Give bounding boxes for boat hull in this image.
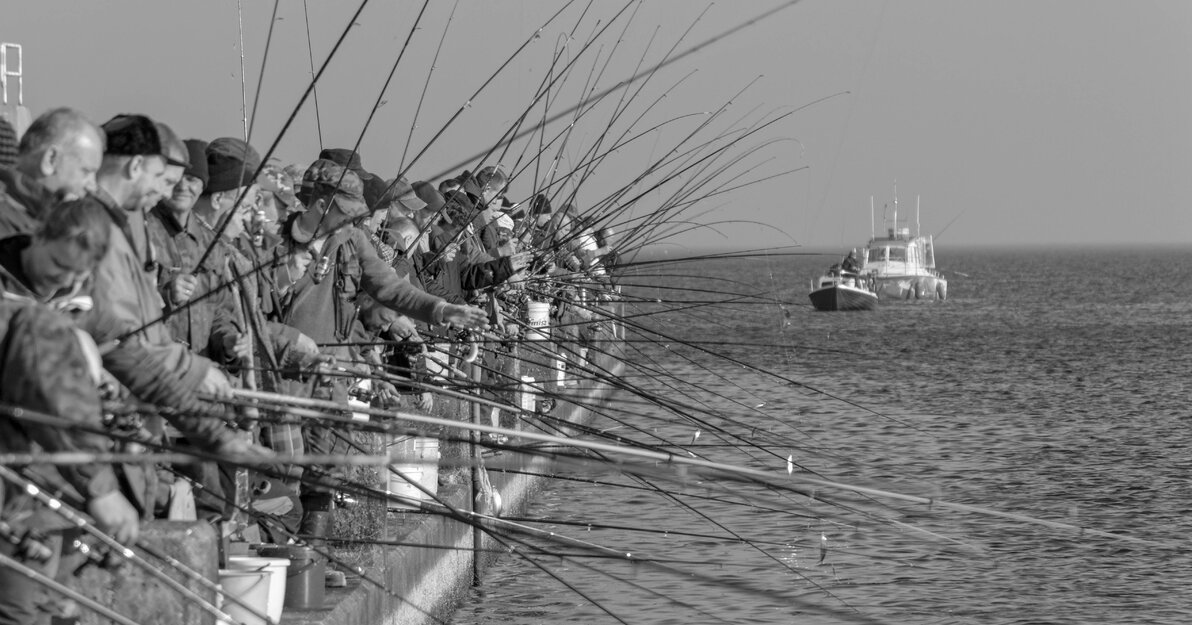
[873,275,948,301]
[809,284,878,311]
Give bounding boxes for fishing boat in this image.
[808,268,877,311]
[860,186,948,301]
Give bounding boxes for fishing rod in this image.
[301,0,324,149]
[394,0,586,182]
[396,0,460,174]
[0,466,263,625]
[192,0,372,271]
[0,552,145,625]
[4,395,1165,557]
[428,0,805,181]
[244,0,280,143]
[539,4,719,214]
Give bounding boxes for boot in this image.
[298,492,333,545]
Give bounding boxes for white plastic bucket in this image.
[349,379,371,421]
[387,437,440,510]
[218,569,272,625]
[226,556,290,623]
[519,376,537,412]
[526,301,550,340]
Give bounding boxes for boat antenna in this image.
[869,195,874,240]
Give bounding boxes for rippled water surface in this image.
[451,247,1192,625]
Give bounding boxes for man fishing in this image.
[270,158,488,537]
[0,107,104,237]
[0,200,139,625]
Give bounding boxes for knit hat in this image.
[205,137,261,194]
[290,159,368,243]
[0,116,17,168]
[318,148,366,176]
[182,139,209,187]
[102,114,188,167]
[442,189,476,226]
[413,181,445,213]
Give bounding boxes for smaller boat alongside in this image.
[808,267,878,311]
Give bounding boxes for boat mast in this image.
[916,195,920,237]
[893,181,898,238]
[869,196,874,241]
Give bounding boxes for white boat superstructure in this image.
[860,186,947,301]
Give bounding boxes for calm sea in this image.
[451,247,1192,625]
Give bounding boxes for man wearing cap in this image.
[318,147,390,211]
[273,159,488,532]
[79,115,249,479]
[0,107,104,238]
[146,138,238,356]
[192,138,326,505]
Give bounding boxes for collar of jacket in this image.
[148,201,195,239]
[0,167,58,222]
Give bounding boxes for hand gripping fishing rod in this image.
[0,465,267,625]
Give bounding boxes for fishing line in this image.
[245,0,280,144]
[397,0,460,174]
[302,0,324,149]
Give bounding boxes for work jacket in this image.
[78,190,234,449]
[0,299,120,528]
[146,202,237,356]
[273,227,445,354]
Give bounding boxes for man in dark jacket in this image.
[0,200,139,625]
[272,158,488,533]
[0,107,104,238]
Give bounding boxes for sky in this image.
[3,0,1191,250]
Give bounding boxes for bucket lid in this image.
[227,555,291,569]
[258,544,318,560]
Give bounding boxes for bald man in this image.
[0,107,105,237]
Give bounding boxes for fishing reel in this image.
[68,533,125,574]
[312,254,332,284]
[0,520,54,564]
[249,207,268,247]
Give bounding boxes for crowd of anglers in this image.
[0,108,620,623]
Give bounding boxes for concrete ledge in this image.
[283,353,624,625]
[70,521,220,625]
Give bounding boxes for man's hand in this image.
[386,316,420,341]
[199,367,233,399]
[213,436,277,460]
[416,391,434,412]
[442,304,489,331]
[509,251,530,273]
[169,274,199,305]
[373,381,401,408]
[222,333,252,364]
[87,491,140,545]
